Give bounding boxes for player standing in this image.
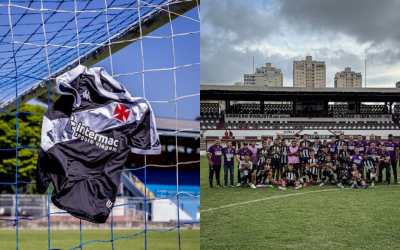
[385,134,398,184]
[207,140,223,188]
[222,141,236,187]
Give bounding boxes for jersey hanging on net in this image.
[36,65,161,223]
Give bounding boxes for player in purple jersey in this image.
[327,136,337,160]
[207,140,223,188]
[385,134,398,183]
[222,141,236,187]
[378,146,391,184]
[351,148,363,173]
[347,136,356,155]
[248,142,259,166]
[355,135,367,154]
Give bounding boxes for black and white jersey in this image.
[257,148,270,165]
[362,159,375,171]
[309,158,319,175]
[36,65,161,223]
[285,171,298,181]
[300,140,312,158]
[338,149,350,163]
[317,151,327,164]
[280,145,288,165]
[336,139,347,151]
[271,145,281,160]
[312,143,320,155]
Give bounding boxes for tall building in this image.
[293,56,326,88]
[243,63,283,87]
[334,67,362,88]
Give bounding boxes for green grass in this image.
[0,229,199,250]
[201,156,400,250]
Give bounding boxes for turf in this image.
[201,156,400,250]
[0,229,199,250]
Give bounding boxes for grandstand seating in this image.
[229,103,292,114]
[394,104,400,114]
[200,103,223,129]
[132,166,199,222]
[201,102,400,130]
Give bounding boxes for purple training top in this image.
[237,147,253,161]
[222,147,236,165]
[208,144,223,166]
[384,141,398,159]
[351,154,362,167]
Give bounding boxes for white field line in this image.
[201,189,340,213]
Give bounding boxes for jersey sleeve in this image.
[128,100,161,155]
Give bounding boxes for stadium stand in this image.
[200,85,400,131]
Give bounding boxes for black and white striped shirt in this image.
[309,158,319,175]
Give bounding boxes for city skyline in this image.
[241,57,364,88]
[201,0,400,87]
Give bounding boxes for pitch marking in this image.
[201,188,339,213]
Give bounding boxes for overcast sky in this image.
[201,0,400,87]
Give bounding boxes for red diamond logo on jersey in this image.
[113,103,130,122]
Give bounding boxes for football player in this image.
[279,164,302,190]
[238,155,256,188]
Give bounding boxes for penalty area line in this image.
[201,188,339,213]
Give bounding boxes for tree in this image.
[0,104,45,194]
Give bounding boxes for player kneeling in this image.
[278,164,302,190]
[238,155,256,189]
[319,155,337,187]
[351,164,368,189]
[362,154,376,187]
[256,158,274,188]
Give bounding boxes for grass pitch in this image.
[0,228,199,250]
[201,156,400,250]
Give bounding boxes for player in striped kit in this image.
[337,144,352,188]
[280,139,289,174]
[362,154,376,187]
[306,151,320,185]
[278,164,302,190]
[299,134,313,177]
[256,158,273,187]
[271,139,282,180]
[336,133,347,151]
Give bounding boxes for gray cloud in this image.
[279,0,400,45]
[201,0,279,44]
[201,0,400,86]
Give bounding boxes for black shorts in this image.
[300,157,309,164]
[271,158,281,169]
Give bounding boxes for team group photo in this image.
[207,133,399,190]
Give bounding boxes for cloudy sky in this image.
[201,0,400,87]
